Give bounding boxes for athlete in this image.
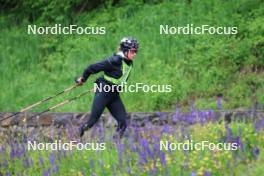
[76,37,139,138]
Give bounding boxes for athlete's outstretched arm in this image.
[80,56,121,83]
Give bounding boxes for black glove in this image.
[75,77,85,86]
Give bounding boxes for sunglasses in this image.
[129,49,138,54]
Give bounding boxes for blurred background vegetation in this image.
[0,0,263,112]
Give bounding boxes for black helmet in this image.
[120,37,139,52]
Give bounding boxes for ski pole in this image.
[0,84,79,122]
[27,88,93,120]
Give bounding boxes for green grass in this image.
[0,0,264,112]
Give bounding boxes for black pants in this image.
[80,88,127,136]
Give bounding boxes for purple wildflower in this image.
[22,158,29,168]
[49,152,55,165]
[20,144,26,157]
[253,147,260,159]
[89,159,95,168]
[225,123,233,140]
[52,165,59,173]
[207,109,215,121]
[126,167,131,175]
[180,127,185,139]
[22,133,27,143]
[140,138,151,156]
[204,171,211,176]
[47,168,51,175]
[2,159,8,168]
[42,171,49,176]
[10,147,15,160]
[162,125,170,134]
[28,129,35,141]
[159,151,166,166]
[172,105,181,124]
[0,145,6,153]
[129,137,137,152]
[152,159,157,175]
[191,171,196,176]
[15,143,20,157]
[139,151,147,164]
[116,143,124,166]
[153,142,160,152]
[254,118,264,132]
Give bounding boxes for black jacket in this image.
[82,53,133,84]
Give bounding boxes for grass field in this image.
[1,0,264,112]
